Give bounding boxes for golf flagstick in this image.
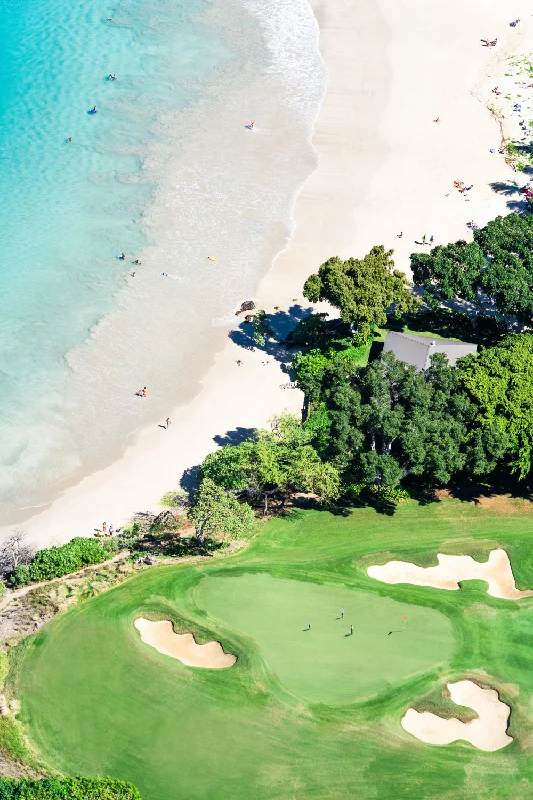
[388,616,407,636]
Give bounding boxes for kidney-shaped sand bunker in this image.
[134,618,237,668]
[402,679,512,752]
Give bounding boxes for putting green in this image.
[195,573,454,704]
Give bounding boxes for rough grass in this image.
[11,498,533,800]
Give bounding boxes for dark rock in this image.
[236,300,255,315]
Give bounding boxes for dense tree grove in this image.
[412,213,533,323]
[192,214,533,517]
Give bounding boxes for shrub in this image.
[160,489,187,509]
[11,565,31,588]
[101,538,120,554]
[0,777,142,799]
[10,538,110,587]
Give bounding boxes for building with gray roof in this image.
[383,330,478,371]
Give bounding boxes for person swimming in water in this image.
[108,74,117,81]
[90,106,97,113]
[118,252,125,260]
[66,137,72,142]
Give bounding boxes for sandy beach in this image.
[4,0,532,546]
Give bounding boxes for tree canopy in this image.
[457,333,533,478]
[303,246,419,328]
[306,350,476,489]
[187,478,255,544]
[411,213,533,324]
[410,240,486,304]
[199,413,340,513]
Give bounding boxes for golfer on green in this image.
[308,620,311,630]
[341,608,344,618]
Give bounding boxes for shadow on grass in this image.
[444,478,533,504]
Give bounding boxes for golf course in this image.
[11,497,533,799]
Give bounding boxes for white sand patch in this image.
[402,680,512,752]
[368,548,533,600]
[134,618,236,669]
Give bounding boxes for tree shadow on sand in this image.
[488,180,531,213]
[229,304,315,371]
[213,427,256,447]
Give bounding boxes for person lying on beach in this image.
[136,387,147,397]
[133,259,142,265]
[433,117,441,123]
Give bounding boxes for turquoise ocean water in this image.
[0,0,325,518]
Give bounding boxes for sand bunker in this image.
[368,548,533,600]
[134,618,236,669]
[401,680,512,752]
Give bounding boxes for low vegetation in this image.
[0,778,141,799]
[10,538,112,588]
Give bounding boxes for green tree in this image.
[292,349,330,405]
[312,351,477,489]
[475,214,533,322]
[188,478,255,545]
[303,246,419,328]
[457,333,533,478]
[250,310,273,347]
[200,413,340,513]
[410,240,486,303]
[411,214,533,324]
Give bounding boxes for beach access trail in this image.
[3,0,531,546]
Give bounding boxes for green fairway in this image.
[12,498,533,799]
[196,573,454,703]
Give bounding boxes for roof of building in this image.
[382,330,478,371]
